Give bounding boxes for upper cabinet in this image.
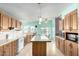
[8,17,12,28]
[1,14,9,30]
[63,9,78,33]
[12,18,17,28]
[64,14,70,32]
[0,12,22,31]
[70,9,78,32]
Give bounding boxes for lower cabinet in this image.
[55,36,78,56]
[60,39,65,54]
[11,40,17,56]
[65,40,78,56]
[0,40,17,56]
[32,42,46,56]
[3,42,11,56]
[0,45,4,56]
[24,35,33,46]
[55,36,65,54]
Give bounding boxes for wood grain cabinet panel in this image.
[63,9,78,32]
[60,39,65,54]
[55,36,65,55]
[3,43,10,56]
[65,40,78,56]
[8,17,12,28]
[12,40,17,56]
[2,15,9,30]
[0,40,17,56]
[12,18,16,28]
[32,42,46,56]
[70,9,78,32]
[64,14,70,32]
[0,45,4,56]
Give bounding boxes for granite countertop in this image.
[0,39,18,46]
[56,36,65,40]
[31,35,51,42]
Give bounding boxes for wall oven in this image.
[66,32,78,42]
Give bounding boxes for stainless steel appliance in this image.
[66,32,78,42]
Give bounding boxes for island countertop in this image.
[31,35,51,42]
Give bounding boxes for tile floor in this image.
[17,41,64,56]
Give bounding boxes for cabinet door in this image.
[65,40,78,56]
[12,18,16,28]
[3,43,10,56]
[2,15,9,30]
[70,9,78,32]
[8,17,12,27]
[60,39,65,54]
[0,45,4,56]
[32,42,46,56]
[64,14,70,32]
[12,40,17,56]
[55,37,60,49]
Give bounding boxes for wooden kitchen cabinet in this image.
[64,14,70,32]
[3,42,11,56]
[2,14,9,30]
[26,35,33,43]
[70,9,78,32]
[0,10,22,30]
[65,40,78,56]
[8,17,12,28]
[12,18,17,28]
[55,36,60,49]
[0,45,4,56]
[32,42,46,56]
[12,40,17,56]
[0,40,17,56]
[60,39,65,54]
[55,36,65,54]
[63,9,78,33]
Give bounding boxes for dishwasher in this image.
[17,37,24,53]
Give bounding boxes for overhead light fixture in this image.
[38,3,42,24]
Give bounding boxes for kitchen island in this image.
[31,35,51,56]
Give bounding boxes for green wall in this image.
[60,3,79,19]
[23,18,55,40]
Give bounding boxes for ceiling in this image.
[0,3,72,23]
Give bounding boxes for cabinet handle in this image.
[69,43,73,48]
[70,27,72,31]
[69,43,73,56]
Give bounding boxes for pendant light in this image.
[38,3,42,24]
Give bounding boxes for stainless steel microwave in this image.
[66,32,78,42]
